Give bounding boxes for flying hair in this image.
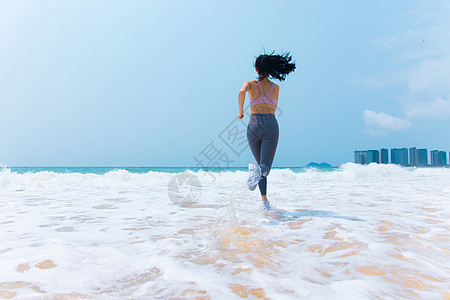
[254,51,296,81]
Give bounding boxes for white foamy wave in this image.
[3,163,447,189]
[0,165,449,298]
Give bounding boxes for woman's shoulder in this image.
[246,80,280,89]
[246,80,260,90]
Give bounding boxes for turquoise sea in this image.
[6,166,337,174]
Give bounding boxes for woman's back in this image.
[248,79,279,115]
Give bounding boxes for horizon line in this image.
[3,163,339,168]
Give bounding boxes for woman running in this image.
[237,52,296,209]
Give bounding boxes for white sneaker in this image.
[247,162,261,191]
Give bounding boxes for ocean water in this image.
[0,163,449,299]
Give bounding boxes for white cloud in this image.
[361,2,450,134]
[363,97,450,133]
[405,97,450,119]
[371,28,429,50]
[363,110,411,131]
[371,2,450,56]
[406,58,450,93]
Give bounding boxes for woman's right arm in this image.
[238,81,251,119]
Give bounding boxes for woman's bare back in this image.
[248,79,279,115]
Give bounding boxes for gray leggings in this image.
[246,114,279,196]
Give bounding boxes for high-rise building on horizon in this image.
[442,151,448,165]
[355,148,446,166]
[418,149,428,166]
[367,150,380,164]
[354,151,367,165]
[409,147,419,166]
[431,150,439,165]
[391,148,408,165]
[380,148,388,164]
[430,150,447,166]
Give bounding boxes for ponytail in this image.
[254,51,296,81]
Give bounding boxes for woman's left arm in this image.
[238,81,251,119]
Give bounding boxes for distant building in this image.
[430,150,437,165]
[430,150,447,166]
[418,149,428,166]
[353,147,447,167]
[354,151,367,164]
[380,148,389,164]
[442,151,448,165]
[409,147,419,166]
[367,150,380,164]
[391,148,408,165]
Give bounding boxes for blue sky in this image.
[1,0,449,167]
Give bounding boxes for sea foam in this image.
[0,164,449,299]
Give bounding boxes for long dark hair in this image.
[254,51,296,81]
